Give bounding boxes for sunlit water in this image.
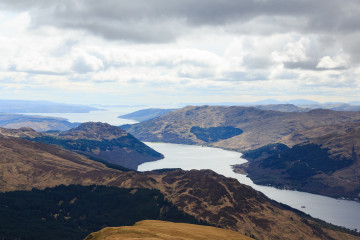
[139,142,360,231]
[19,108,360,230]
[19,106,141,126]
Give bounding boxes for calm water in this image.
[19,106,140,126]
[20,108,360,230]
[139,142,360,231]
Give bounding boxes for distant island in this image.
[119,108,177,122]
[0,113,79,131]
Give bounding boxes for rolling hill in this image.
[0,133,358,239]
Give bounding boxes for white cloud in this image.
[317,56,347,69]
[0,1,360,105]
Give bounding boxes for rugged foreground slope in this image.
[19,122,164,170]
[0,135,358,240]
[84,220,253,240]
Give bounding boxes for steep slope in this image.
[0,185,200,240]
[0,113,79,131]
[122,105,360,151]
[84,220,253,240]
[119,108,176,122]
[29,122,164,170]
[0,134,127,192]
[235,122,360,198]
[0,134,359,240]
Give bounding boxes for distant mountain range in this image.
[0,99,98,113]
[0,113,79,131]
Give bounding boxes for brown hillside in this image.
[123,105,360,151]
[84,220,253,240]
[5,122,164,170]
[0,136,359,240]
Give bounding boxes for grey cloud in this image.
[2,0,360,67]
[242,55,273,69]
[284,61,347,71]
[2,0,360,41]
[71,56,100,74]
[222,71,268,82]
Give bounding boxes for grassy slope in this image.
[84,220,254,240]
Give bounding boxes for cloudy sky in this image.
[0,0,360,106]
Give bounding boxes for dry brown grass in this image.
[84,220,253,240]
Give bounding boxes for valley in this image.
[1,122,359,239]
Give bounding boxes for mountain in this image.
[122,105,360,198]
[235,121,360,198]
[301,103,360,111]
[0,134,358,239]
[0,99,98,113]
[0,113,79,131]
[254,104,310,112]
[84,220,253,240]
[28,122,164,170]
[119,108,177,122]
[122,105,360,151]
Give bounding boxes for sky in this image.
[0,0,360,106]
